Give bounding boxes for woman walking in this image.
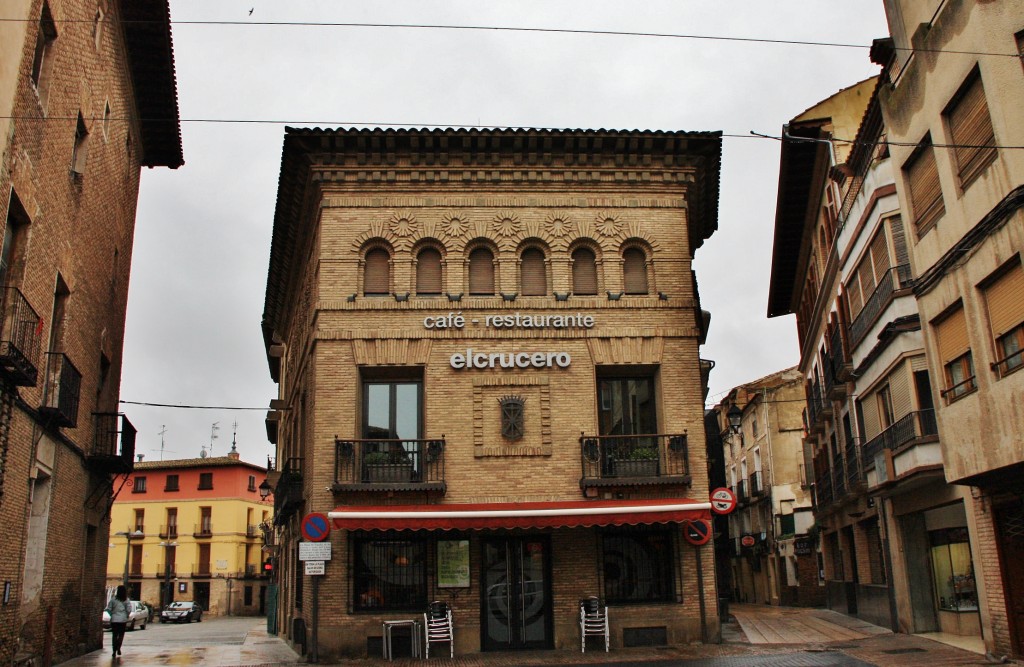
[105,585,129,657]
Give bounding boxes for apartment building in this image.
[106,450,272,616]
[0,0,181,662]
[262,127,722,659]
[874,1,1024,656]
[713,368,820,609]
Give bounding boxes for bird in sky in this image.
[248,8,254,15]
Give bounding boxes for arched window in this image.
[571,247,598,295]
[520,248,547,296]
[468,248,495,295]
[363,248,390,296]
[416,248,442,295]
[623,248,648,294]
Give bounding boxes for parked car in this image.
[102,600,149,630]
[160,601,203,623]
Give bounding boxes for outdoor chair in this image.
[579,596,609,652]
[424,600,454,659]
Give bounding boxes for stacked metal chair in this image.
[579,596,609,652]
[423,600,454,659]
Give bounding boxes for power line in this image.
[119,399,270,411]
[6,115,1023,151]
[0,17,1019,59]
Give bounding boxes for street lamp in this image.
[158,540,177,612]
[727,404,743,434]
[258,478,272,500]
[114,529,145,591]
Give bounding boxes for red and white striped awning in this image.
[329,498,711,532]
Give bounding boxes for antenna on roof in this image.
[209,422,220,456]
[151,425,177,460]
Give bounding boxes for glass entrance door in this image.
[481,536,552,651]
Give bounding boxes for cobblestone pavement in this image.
[55,607,1009,666]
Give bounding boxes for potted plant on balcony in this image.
[611,445,659,477]
[364,448,414,483]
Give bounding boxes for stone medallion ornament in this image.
[389,211,417,237]
[441,213,468,239]
[595,212,622,237]
[491,211,521,237]
[545,214,573,238]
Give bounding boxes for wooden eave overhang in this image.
[766,124,831,318]
[261,127,722,360]
[118,0,183,168]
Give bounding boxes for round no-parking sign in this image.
[683,519,712,546]
[301,512,331,542]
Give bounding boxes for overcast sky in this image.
[120,1,889,466]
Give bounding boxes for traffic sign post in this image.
[299,542,332,561]
[305,560,325,576]
[683,519,712,546]
[710,487,738,515]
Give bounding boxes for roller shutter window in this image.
[571,247,598,295]
[889,216,910,269]
[363,248,390,296]
[983,260,1024,374]
[933,306,974,400]
[622,248,648,294]
[947,70,997,189]
[468,248,495,295]
[520,247,547,296]
[416,248,442,295]
[905,138,944,237]
[870,230,890,285]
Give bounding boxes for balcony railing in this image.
[807,380,829,429]
[246,524,258,538]
[579,433,691,487]
[845,439,864,490]
[245,564,258,578]
[0,286,42,386]
[849,264,912,347]
[749,470,764,496]
[39,352,81,427]
[158,525,178,539]
[815,469,834,507]
[273,457,304,526]
[193,523,212,538]
[735,479,748,505]
[333,438,447,492]
[156,566,176,578]
[129,563,143,577]
[87,412,136,474]
[863,410,938,465]
[834,457,847,497]
[191,566,212,578]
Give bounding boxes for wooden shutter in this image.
[948,72,996,187]
[933,306,969,364]
[870,230,890,284]
[416,248,442,295]
[363,248,390,295]
[520,248,547,296]
[857,256,876,303]
[572,248,598,295]
[468,248,494,295]
[623,248,648,294]
[845,280,863,320]
[984,261,1024,337]
[889,216,909,269]
[906,142,944,235]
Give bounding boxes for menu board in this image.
[437,540,470,588]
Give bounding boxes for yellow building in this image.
[106,450,272,616]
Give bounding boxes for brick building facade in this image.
[261,127,722,660]
[0,0,181,662]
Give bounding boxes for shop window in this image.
[982,259,1024,378]
[933,305,975,402]
[30,2,58,109]
[520,247,547,296]
[904,137,944,238]
[929,527,977,612]
[468,247,495,295]
[415,247,442,295]
[622,248,648,294]
[601,529,674,604]
[198,472,213,490]
[945,69,996,189]
[132,476,147,493]
[352,533,427,611]
[165,474,179,491]
[571,247,598,295]
[363,248,390,296]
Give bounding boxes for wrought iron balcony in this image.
[845,439,865,491]
[332,438,446,493]
[814,468,834,507]
[39,352,81,427]
[193,523,212,538]
[734,479,748,505]
[87,412,136,474]
[273,457,304,526]
[749,470,764,497]
[129,563,143,577]
[863,410,938,465]
[0,286,41,386]
[579,433,690,488]
[244,564,258,578]
[158,525,178,539]
[156,566,176,578]
[849,264,913,348]
[833,457,847,497]
[246,524,258,538]
[827,325,852,387]
[806,380,829,430]
[191,566,212,578]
